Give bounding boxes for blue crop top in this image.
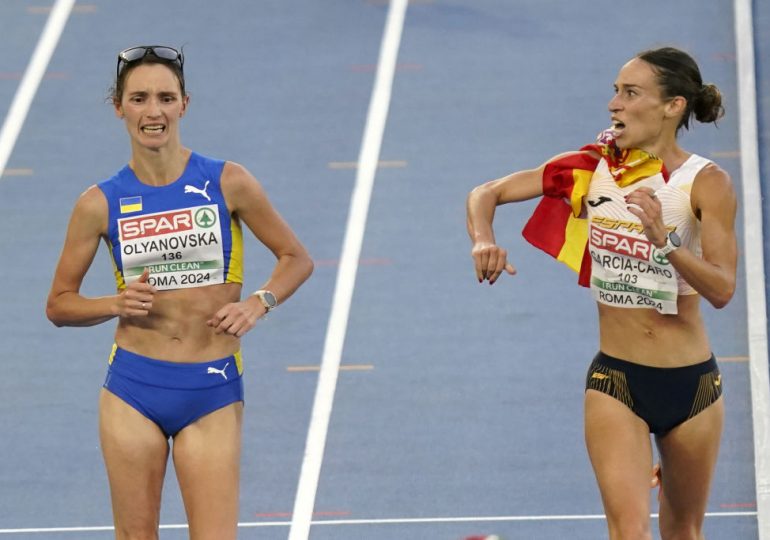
[98,152,243,291]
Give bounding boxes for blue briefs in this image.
[103,346,244,438]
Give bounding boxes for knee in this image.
[659,504,704,540]
[114,524,159,540]
[660,522,702,540]
[607,516,653,540]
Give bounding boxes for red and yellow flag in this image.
[521,132,667,286]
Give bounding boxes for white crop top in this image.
[586,154,710,314]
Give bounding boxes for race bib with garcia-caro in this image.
[588,217,678,314]
[117,204,224,290]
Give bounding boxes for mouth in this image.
[610,120,626,134]
[140,124,166,135]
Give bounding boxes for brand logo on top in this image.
[120,209,193,240]
[590,226,651,261]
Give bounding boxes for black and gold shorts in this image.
[585,351,722,435]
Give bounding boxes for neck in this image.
[639,132,690,173]
[129,143,191,186]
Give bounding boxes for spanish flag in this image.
[521,131,667,286]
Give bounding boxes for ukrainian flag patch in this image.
[119,196,143,214]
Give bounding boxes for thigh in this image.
[173,402,243,540]
[585,390,654,536]
[99,389,170,537]
[655,397,724,536]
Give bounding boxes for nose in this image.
[146,97,162,117]
[608,93,621,113]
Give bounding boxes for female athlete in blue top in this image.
[47,46,313,539]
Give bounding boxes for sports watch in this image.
[253,289,278,312]
[657,231,681,256]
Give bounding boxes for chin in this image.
[612,132,633,150]
[137,136,168,150]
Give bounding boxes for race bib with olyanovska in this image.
[117,204,225,290]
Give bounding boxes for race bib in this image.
[588,220,678,314]
[117,205,224,290]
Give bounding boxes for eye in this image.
[626,89,637,97]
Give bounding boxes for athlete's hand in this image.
[625,187,667,248]
[115,268,156,317]
[471,241,516,284]
[207,296,266,338]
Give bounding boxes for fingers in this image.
[120,291,154,317]
[118,269,157,317]
[625,188,660,221]
[207,302,261,338]
[487,250,507,284]
[625,188,667,245]
[475,247,492,282]
[137,267,150,283]
[472,243,514,284]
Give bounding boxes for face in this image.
[607,58,684,150]
[114,63,188,150]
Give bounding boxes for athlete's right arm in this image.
[466,166,542,284]
[46,186,154,326]
[466,151,588,284]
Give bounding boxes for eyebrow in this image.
[126,90,179,97]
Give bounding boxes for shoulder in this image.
[69,185,108,232]
[691,160,736,215]
[221,160,259,189]
[219,161,266,209]
[692,161,734,197]
[77,184,108,212]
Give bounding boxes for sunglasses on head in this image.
[116,45,184,79]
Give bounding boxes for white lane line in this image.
[0,0,75,179]
[734,1,770,538]
[287,1,409,539]
[0,511,757,534]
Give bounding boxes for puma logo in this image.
[207,362,229,380]
[587,196,612,208]
[591,372,609,381]
[184,180,211,201]
[714,374,722,387]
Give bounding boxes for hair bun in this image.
[694,83,724,123]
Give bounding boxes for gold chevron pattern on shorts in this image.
[688,369,723,420]
[586,361,633,409]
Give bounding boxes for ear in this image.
[664,96,687,119]
[179,94,190,118]
[113,100,124,119]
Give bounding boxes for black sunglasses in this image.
[116,45,184,79]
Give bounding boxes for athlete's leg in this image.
[585,390,654,540]
[654,398,724,540]
[172,402,243,540]
[99,389,170,540]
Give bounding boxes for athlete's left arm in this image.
[627,164,737,308]
[674,164,738,308]
[207,162,314,337]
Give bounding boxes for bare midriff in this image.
[115,282,243,362]
[597,294,711,367]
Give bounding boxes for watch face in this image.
[669,231,682,248]
[262,291,277,308]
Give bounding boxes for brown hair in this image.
[637,46,724,131]
[109,51,186,106]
